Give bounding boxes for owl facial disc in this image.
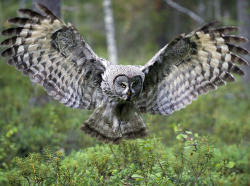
[114,75,142,101]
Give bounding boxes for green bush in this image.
[5,126,249,185]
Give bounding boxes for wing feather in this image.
[138,22,249,115]
[1,3,109,110]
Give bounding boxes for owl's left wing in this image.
[1,3,109,110]
[137,22,249,115]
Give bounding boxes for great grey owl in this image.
[1,3,249,143]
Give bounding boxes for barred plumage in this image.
[1,3,106,110]
[1,4,249,143]
[137,21,249,115]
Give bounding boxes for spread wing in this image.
[1,3,109,110]
[137,22,249,115]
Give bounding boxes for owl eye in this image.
[121,83,126,88]
[132,82,137,87]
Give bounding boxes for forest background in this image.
[0,0,249,185]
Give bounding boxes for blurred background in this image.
[1,0,249,67]
[0,0,249,184]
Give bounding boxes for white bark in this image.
[0,1,2,29]
[20,0,26,8]
[164,0,205,24]
[197,0,205,17]
[103,0,118,64]
[214,0,221,20]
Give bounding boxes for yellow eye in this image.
[132,82,137,87]
[121,83,126,88]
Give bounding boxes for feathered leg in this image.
[81,102,149,144]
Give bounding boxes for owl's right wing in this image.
[1,3,110,110]
[137,22,249,115]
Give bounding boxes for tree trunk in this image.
[197,0,205,16]
[103,0,118,64]
[20,0,26,8]
[33,0,61,18]
[237,0,250,84]
[206,0,213,21]
[213,0,221,20]
[0,1,2,32]
[197,0,205,25]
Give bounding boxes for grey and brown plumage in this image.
[1,3,249,143]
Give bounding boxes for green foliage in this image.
[6,149,79,185]
[5,127,249,185]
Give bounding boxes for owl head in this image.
[102,65,145,101]
[113,75,142,101]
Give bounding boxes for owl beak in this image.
[125,91,131,101]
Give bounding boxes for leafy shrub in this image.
[5,126,249,185]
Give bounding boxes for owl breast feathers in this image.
[1,3,249,143]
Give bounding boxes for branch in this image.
[164,0,205,24]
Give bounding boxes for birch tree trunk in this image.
[213,0,221,20]
[103,0,118,64]
[0,1,2,32]
[20,0,26,8]
[237,0,250,83]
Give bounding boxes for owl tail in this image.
[80,103,149,144]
